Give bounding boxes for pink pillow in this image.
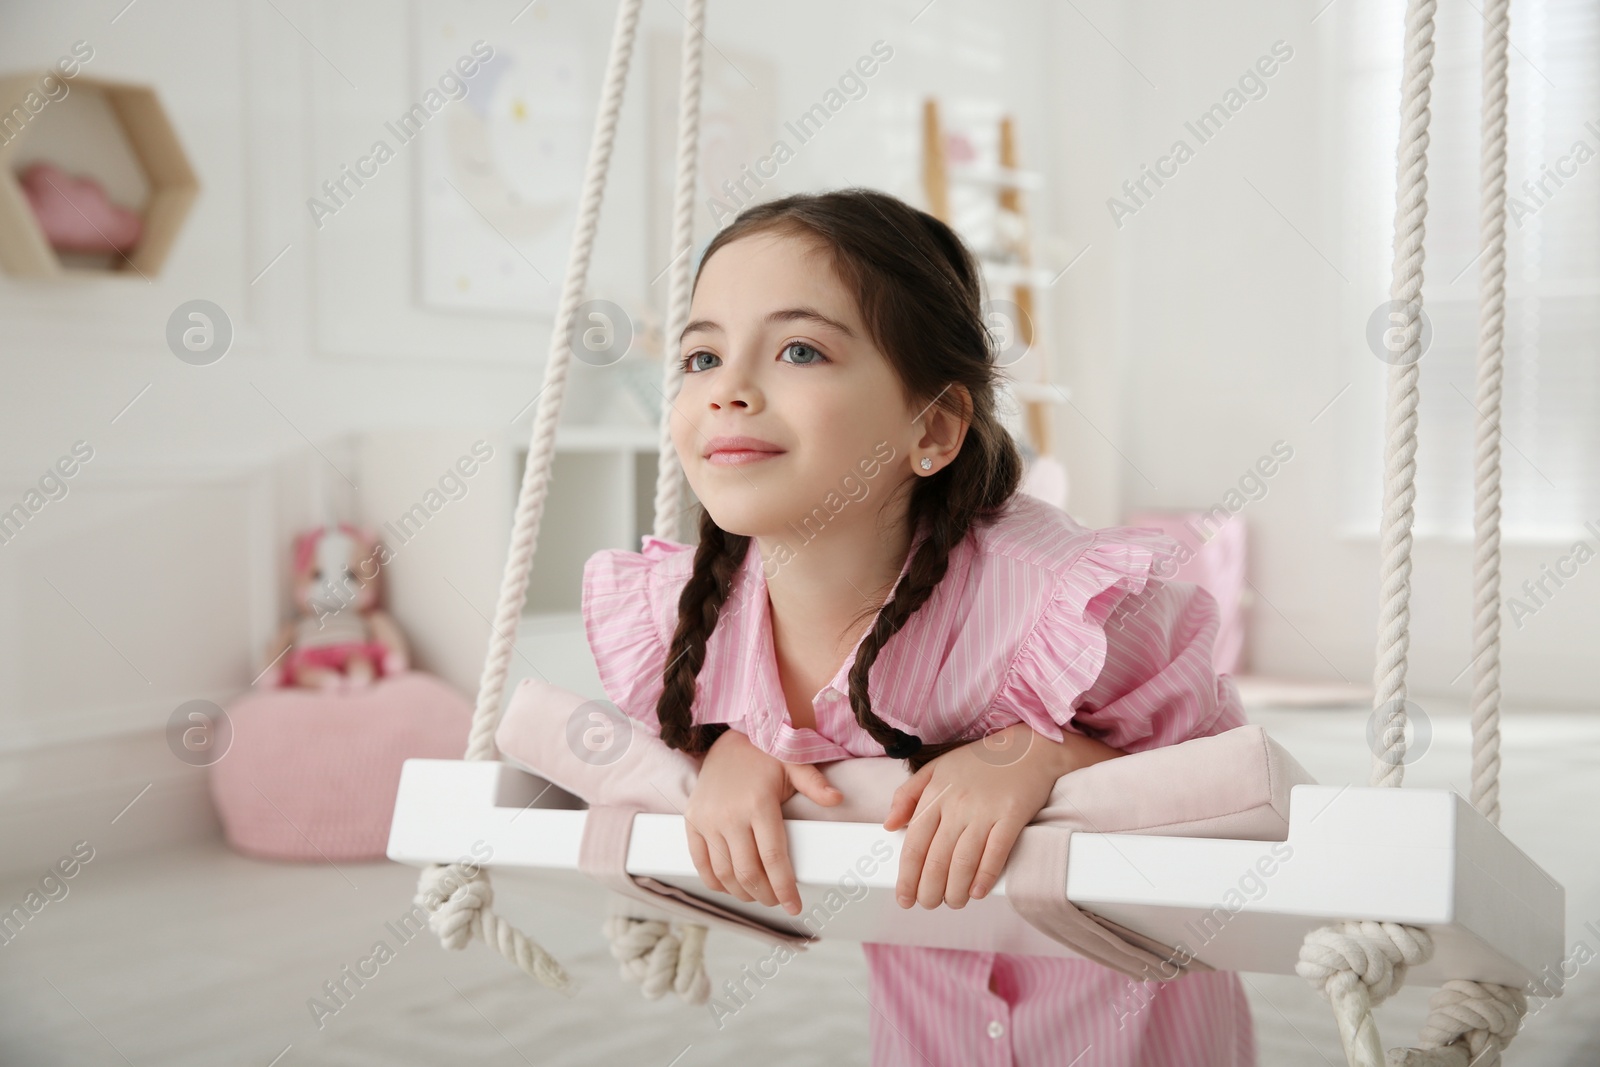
[495,676,1309,836]
[19,161,143,254]
[495,677,909,823]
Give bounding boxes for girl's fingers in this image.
[707,831,751,902]
[895,805,938,907]
[685,827,725,894]
[788,763,843,807]
[751,803,801,914]
[883,764,933,830]
[725,825,779,908]
[970,817,1027,902]
[943,820,996,909]
[915,815,968,909]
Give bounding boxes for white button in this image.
[987,1020,1005,1039]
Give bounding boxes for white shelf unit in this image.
[517,424,670,617]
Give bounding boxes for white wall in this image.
[1110,0,1599,704]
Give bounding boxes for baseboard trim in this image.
[0,726,221,882]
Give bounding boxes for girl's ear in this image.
[913,383,973,455]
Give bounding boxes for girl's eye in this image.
[780,341,826,365]
[680,349,719,374]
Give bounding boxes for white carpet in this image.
[1,698,1595,1066]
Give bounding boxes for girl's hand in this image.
[882,722,1124,910]
[684,728,843,916]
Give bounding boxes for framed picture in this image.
[415,1,590,314]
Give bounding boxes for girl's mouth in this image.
[705,449,785,467]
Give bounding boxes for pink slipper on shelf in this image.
[17,161,143,254]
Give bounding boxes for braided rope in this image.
[411,0,646,991]
[1299,921,1435,1066]
[1388,981,1528,1067]
[1369,0,1435,789]
[1469,0,1511,831]
[604,916,712,1003]
[602,0,715,999]
[1300,0,1438,1060]
[650,0,705,546]
[1388,1,1527,1057]
[1302,0,1528,1061]
[415,864,578,995]
[459,0,645,764]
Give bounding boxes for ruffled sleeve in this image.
[580,535,691,735]
[985,525,1245,753]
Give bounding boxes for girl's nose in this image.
[707,356,761,411]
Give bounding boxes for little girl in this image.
[581,188,1254,1066]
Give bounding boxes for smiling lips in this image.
[703,434,786,467]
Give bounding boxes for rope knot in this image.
[1298,920,1434,1007]
[603,915,711,1004]
[415,862,491,950]
[1382,979,1528,1065]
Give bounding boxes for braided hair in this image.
[654,188,1024,773]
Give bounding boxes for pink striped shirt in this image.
[582,491,1254,1066]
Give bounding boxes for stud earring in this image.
[919,457,933,471]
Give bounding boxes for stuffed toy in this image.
[262,524,410,690]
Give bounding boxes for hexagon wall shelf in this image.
[0,74,198,279]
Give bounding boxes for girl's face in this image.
[671,230,938,542]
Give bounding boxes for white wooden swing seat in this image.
[388,0,1565,1061]
[388,721,1562,990]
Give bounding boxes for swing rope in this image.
[410,0,647,999]
[1468,0,1511,834]
[652,0,703,547]
[411,0,716,1004]
[1295,0,1528,1063]
[601,0,716,1002]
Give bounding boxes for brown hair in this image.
[655,187,1024,772]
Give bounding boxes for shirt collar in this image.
[722,516,945,749]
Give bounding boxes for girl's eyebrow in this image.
[679,306,857,343]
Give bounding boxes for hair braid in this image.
[655,509,747,755]
[844,511,967,770]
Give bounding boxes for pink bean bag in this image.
[209,671,472,861]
